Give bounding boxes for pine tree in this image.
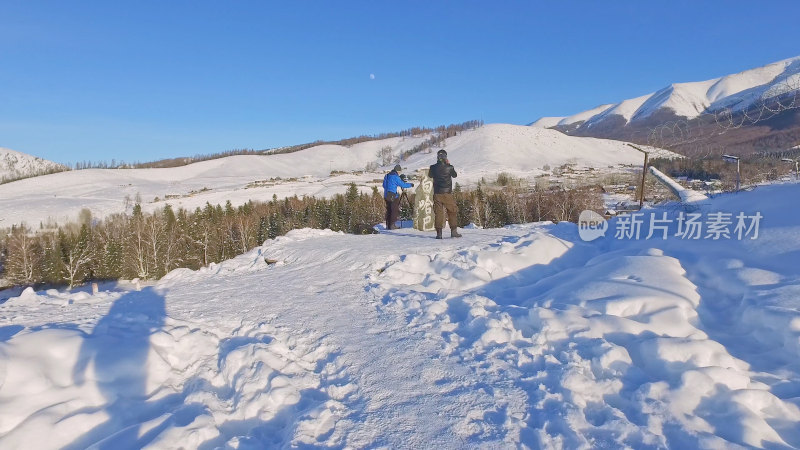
[268,212,283,239]
[345,183,359,204]
[313,200,330,229]
[90,215,120,279]
[257,216,270,244]
[473,185,487,228]
[40,232,63,284]
[454,183,474,227]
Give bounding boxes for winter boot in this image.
[435,228,443,239]
[450,228,462,238]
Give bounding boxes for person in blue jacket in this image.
[382,164,414,230]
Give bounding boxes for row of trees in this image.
[399,121,484,160]
[453,183,602,229]
[59,121,486,172]
[649,155,793,190]
[0,182,601,289]
[0,185,382,288]
[0,166,70,185]
[265,120,483,155]
[72,149,269,170]
[368,121,484,170]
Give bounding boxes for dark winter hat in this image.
[394,164,402,172]
[437,149,447,159]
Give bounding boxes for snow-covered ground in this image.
[2,180,799,448]
[0,124,675,228]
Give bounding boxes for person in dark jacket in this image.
[428,149,462,239]
[382,164,413,230]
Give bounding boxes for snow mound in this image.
[369,184,800,447]
[379,230,574,294]
[0,288,343,448]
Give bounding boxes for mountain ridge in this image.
[0,148,67,184]
[531,56,800,156]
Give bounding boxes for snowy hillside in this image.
[1,180,799,447]
[0,147,66,183]
[531,56,800,129]
[532,103,616,129]
[0,124,676,227]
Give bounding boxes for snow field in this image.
[0,286,346,449]
[370,190,800,447]
[0,124,677,228]
[1,183,800,447]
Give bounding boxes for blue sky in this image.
[1,0,798,165]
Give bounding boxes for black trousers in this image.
[385,195,400,229]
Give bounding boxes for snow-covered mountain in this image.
[0,147,66,183]
[0,124,677,227]
[2,180,799,448]
[531,56,800,155]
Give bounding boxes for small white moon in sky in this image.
[369,73,375,80]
